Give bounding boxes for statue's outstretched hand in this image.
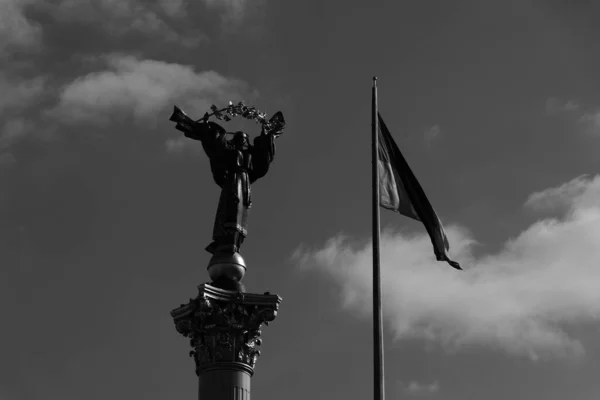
[261,125,284,138]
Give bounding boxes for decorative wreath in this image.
[197,101,284,134]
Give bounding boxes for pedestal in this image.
[171,283,282,400]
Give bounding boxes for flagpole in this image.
[371,76,385,400]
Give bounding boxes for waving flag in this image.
[377,112,461,270]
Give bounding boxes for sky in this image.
[2,0,600,399]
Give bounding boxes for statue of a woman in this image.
[170,107,284,256]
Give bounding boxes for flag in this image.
[377,113,461,270]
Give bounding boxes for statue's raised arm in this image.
[249,115,284,183]
[170,106,226,157]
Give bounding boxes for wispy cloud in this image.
[545,97,600,135]
[165,137,188,154]
[157,0,188,18]
[400,380,440,395]
[0,0,42,56]
[525,174,591,212]
[49,0,207,47]
[0,118,35,150]
[0,73,47,148]
[46,54,251,128]
[292,175,600,360]
[203,0,257,25]
[545,97,580,115]
[424,125,441,148]
[579,111,600,135]
[0,75,46,115]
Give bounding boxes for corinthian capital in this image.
[171,284,281,375]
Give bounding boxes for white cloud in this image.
[292,175,600,360]
[401,380,440,395]
[47,54,251,127]
[525,174,591,212]
[0,0,42,56]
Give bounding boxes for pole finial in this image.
[373,76,378,81]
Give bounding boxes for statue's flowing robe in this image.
[185,122,276,254]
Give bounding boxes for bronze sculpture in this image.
[169,103,285,258]
[169,103,284,394]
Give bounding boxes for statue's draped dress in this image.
[185,122,276,254]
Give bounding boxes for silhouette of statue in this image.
[169,107,285,255]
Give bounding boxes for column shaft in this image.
[199,369,251,400]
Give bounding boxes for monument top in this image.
[168,103,286,287]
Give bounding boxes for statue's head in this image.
[233,131,249,149]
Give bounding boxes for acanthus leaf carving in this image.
[172,287,279,375]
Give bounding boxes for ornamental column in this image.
[171,253,282,400]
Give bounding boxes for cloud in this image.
[0,74,46,148]
[0,0,42,56]
[158,0,188,18]
[0,118,35,149]
[545,97,600,135]
[0,75,46,115]
[579,112,600,135]
[545,98,580,115]
[424,125,440,147]
[50,0,206,47]
[525,174,591,212]
[46,54,251,127]
[203,0,252,24]
[292,174,600,360]
[165,137,188,153]
[401,381,440,395]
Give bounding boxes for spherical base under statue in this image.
[207,252,247,292]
